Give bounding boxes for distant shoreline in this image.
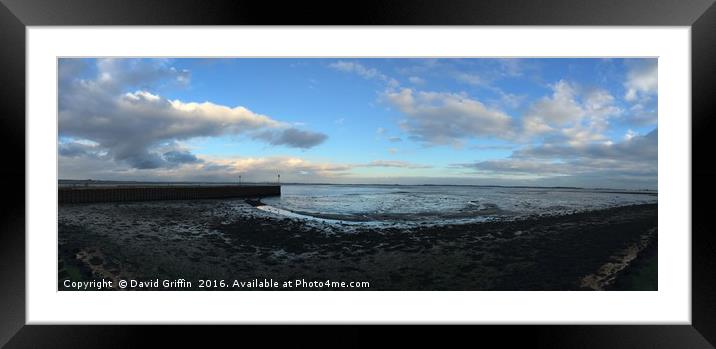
[58,179,657,194]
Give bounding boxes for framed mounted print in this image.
[1,0,715,347]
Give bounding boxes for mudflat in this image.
[58,200,657,291]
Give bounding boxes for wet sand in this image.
[58,199,657,290]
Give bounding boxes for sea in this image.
[259,184,657,225]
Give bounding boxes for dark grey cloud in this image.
[58,59,327,172]
[255,128,328,149]
[117,149,202,170]
[621,103,657,126]
[451,129,657,188]
[58,141,100,158]
[454,158,656,178]
[513,128,657,162]
[126,151,167,170]
[452,159,571,175]
[58,58,90,87]
[163,150,203,165]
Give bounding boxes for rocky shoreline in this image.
[58,199,657,291]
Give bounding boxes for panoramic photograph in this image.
[57,57,658,291]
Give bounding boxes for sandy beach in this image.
[58,199,657,291]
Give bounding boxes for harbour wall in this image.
[58,185,281,204]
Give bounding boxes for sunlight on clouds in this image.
[58,58,658,189]
[59,59,327,171]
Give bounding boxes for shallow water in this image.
[261,184,657,224]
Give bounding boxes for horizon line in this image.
[58,178,658,193]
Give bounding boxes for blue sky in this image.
[58,58,657,189]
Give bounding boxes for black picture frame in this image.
[1,0,714,347]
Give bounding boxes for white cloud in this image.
[329,61,381,79]
[59,59,327,171]
[329,60,399,88]
[498,59,524,77]
[584,88,622,120]
[93,58,191,91]
[454,72,485,86]
[498,92,527,109]
[521,81,622,145]
[624,59,657,102]
[624,129,638,141]
[385,88,514,146]
[525,80,585,126]
[522,115,554,135]
[408,76,426,85]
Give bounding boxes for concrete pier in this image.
[58,185,281,204]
